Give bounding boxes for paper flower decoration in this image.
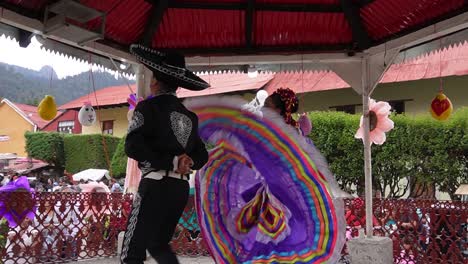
[127,94,142,110]
[127,94,155,121]
[38,95,57,121]
[78,102,97,126]
[430,92,453,121]
[0,176,36,228]
[298,113,312,136]
[355,99,394,145]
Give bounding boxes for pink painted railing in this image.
[1,192,466,263]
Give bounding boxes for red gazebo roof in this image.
[2,0,467,56]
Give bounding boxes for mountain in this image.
[0,62,134,105]
[38,66,59,80]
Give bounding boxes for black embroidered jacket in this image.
[125,94,208,174]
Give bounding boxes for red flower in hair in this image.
[273,88,299,127]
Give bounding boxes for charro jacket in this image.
[125,94,208,175]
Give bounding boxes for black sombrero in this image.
[130,44,210,91]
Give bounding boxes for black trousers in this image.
[120,177,189,264]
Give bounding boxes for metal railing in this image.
[1,192,466,263]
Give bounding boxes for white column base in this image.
[348,236,393,264]
[117,231,125,255]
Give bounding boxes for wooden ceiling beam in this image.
[340,0,372,50]
[245,0,255,49]
[141,0,169,46]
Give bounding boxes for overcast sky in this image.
[0,35,110,79]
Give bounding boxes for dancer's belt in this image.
[144,170,190,181]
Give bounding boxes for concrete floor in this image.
[79,256,215,264]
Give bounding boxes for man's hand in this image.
[176,154,194,175]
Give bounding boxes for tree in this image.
[24,97,41,106]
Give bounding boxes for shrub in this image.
[111,135,128,179]
[308,108,467,199]
[64,134,120,174]
[24,132,65,167]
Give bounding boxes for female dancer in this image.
[185,89,346,263]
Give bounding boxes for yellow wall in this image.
[0,103,34,156]
[81,107,129,137]
[299,75,468,114]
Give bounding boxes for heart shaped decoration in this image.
[430,92,453,121]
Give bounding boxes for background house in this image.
[58,85,136,137]
[276,42,468,115]
[58,73,273,137]
[270,71,467,115]
[0,98,53,156]
[41,110,82,134]
[57,44,467,138]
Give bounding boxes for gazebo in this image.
[1,0,467,262]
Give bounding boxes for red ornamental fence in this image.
[0,192,466,263]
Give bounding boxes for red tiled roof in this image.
[264,70,348,94]
[14,103,52,129]
[269,41,468,94]
[59,73,274,109]
[381,41,468,83]
[178,72,274,98]
[59,85,136,110]
[59,42,468,108]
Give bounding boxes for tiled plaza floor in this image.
[79,256,215,264]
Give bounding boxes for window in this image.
[58,121,74,133]
[102,120,114,135]
[388,100,408,114]
[331,105,356,114]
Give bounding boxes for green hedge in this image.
[308,108,467,199]
[0,219,8,253]
[111,135,128,179]
[25,132,65,167]
[63,134,120,174]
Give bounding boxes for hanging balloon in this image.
[256,89,268,106]
[78,102,97,126]
[241,89,269,115]
[38,95,57,121]
[430,92,453,121]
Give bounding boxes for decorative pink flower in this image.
[355,99,394,145]
[298,113,312,136]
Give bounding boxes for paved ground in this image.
[79,256,215,264]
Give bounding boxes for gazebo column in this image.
[325,49,398,264]
[142,66,153,98]
[133,64,152,98]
